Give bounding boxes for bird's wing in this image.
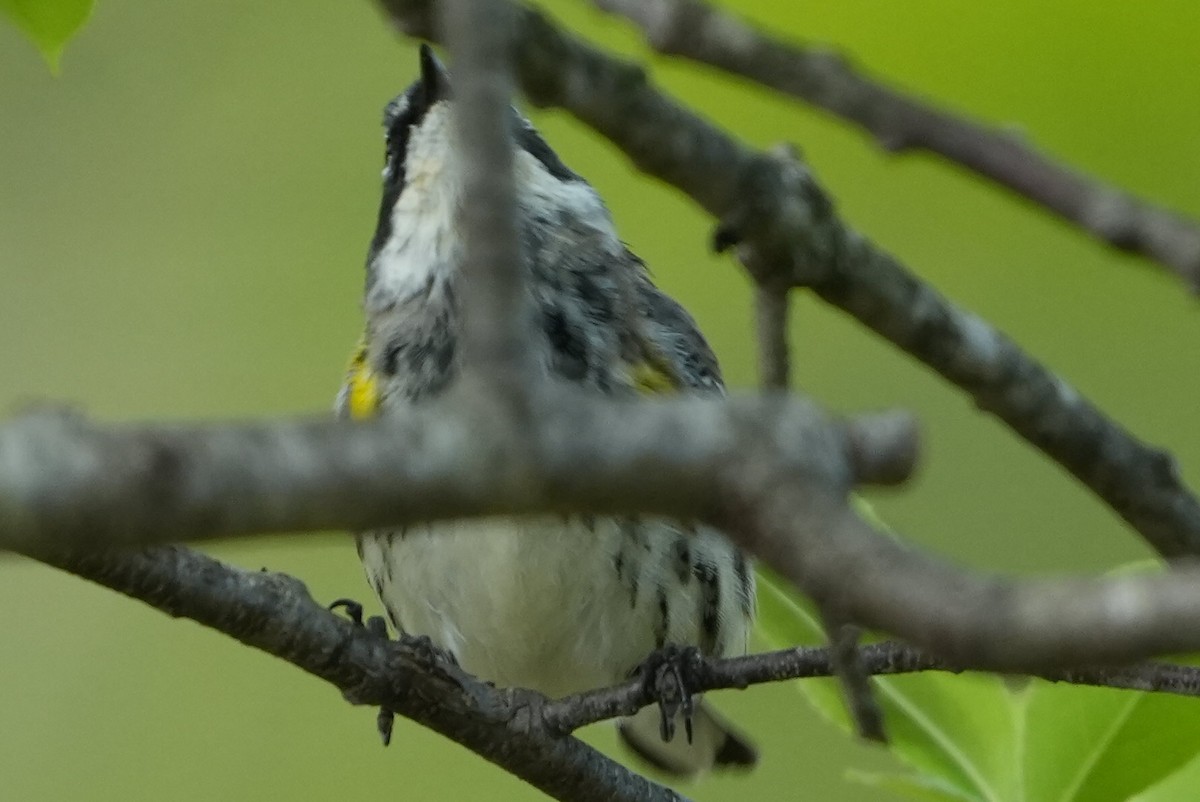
[628,263,725,397]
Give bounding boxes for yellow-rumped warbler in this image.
[337,46,756,776]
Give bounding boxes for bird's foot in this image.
[633,644,704,744]
[400,632,460,670]
[398,632,488,706]
[329,597,396,746]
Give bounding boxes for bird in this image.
[336,44,757,777]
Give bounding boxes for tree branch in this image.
[440,0,537,388]
[9,5,1200,791]
[0,392,912,553]
[544,640,1200,734]
[744,181,898,744]
[744,197,893,743]
[752,283,790,391]
[373,0,1200,559]
[35,545,685,802]
[824,619,886,742]
[722,484,1200,670]
[0,0,1197,682]
[38,541,1200,766]
[10,393,1200,673]
[594,0,1200,294]
[7,2,1198,797]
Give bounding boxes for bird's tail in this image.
[616,699,757,777]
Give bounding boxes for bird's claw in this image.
[402,633,460,669]
[329,597,397,747]
[329,598,365,626]
[634,644,702,744]
[376,707,395,747]
[330,598,390,639]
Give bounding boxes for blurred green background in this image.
[2,1,1198,799]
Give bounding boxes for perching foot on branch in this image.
[392,633,493,715]
[328,597,366,626]
[400,632,462,671]
[633,644,704,744]
[329,598,397,745]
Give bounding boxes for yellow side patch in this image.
[631,359,679,396]
[346,341,381,420]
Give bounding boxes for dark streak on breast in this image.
[655,586,670,650]
[692,558,722,656]
[672,537,692,584]
[732,550,755,618]
[617,518,642,607]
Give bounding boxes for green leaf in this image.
[874,670,1020,801]
[847,769,985,802]
[755,517,1200,802]
[0,0,94,71]
[754,567,850,730]
[1014,559,1200,802]
[1132,752,1200,802]
[1023,678,1200,802]
[755,568,1012,802]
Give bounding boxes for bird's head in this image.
[365,45,602,288]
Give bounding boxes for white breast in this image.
[359,517,662,698]
[370,125,461,307]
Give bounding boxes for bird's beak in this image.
[419,43,450,102]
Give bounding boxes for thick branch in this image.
[10,395,1200,672]
[440,0,536,386]
[595,0,1200,293]
[725,482,1200,670]
[0,392,913,553]
[374,0,1200,558]
[36,546,683,802]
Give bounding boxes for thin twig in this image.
[545,639,1200,733]
[746,165,897,744]
[751,209,890,746]
[747,189,889,743]
[595,0,1200,293]
[825,619,887,742]
[373,0,1200,558]
[752,283,790,391]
